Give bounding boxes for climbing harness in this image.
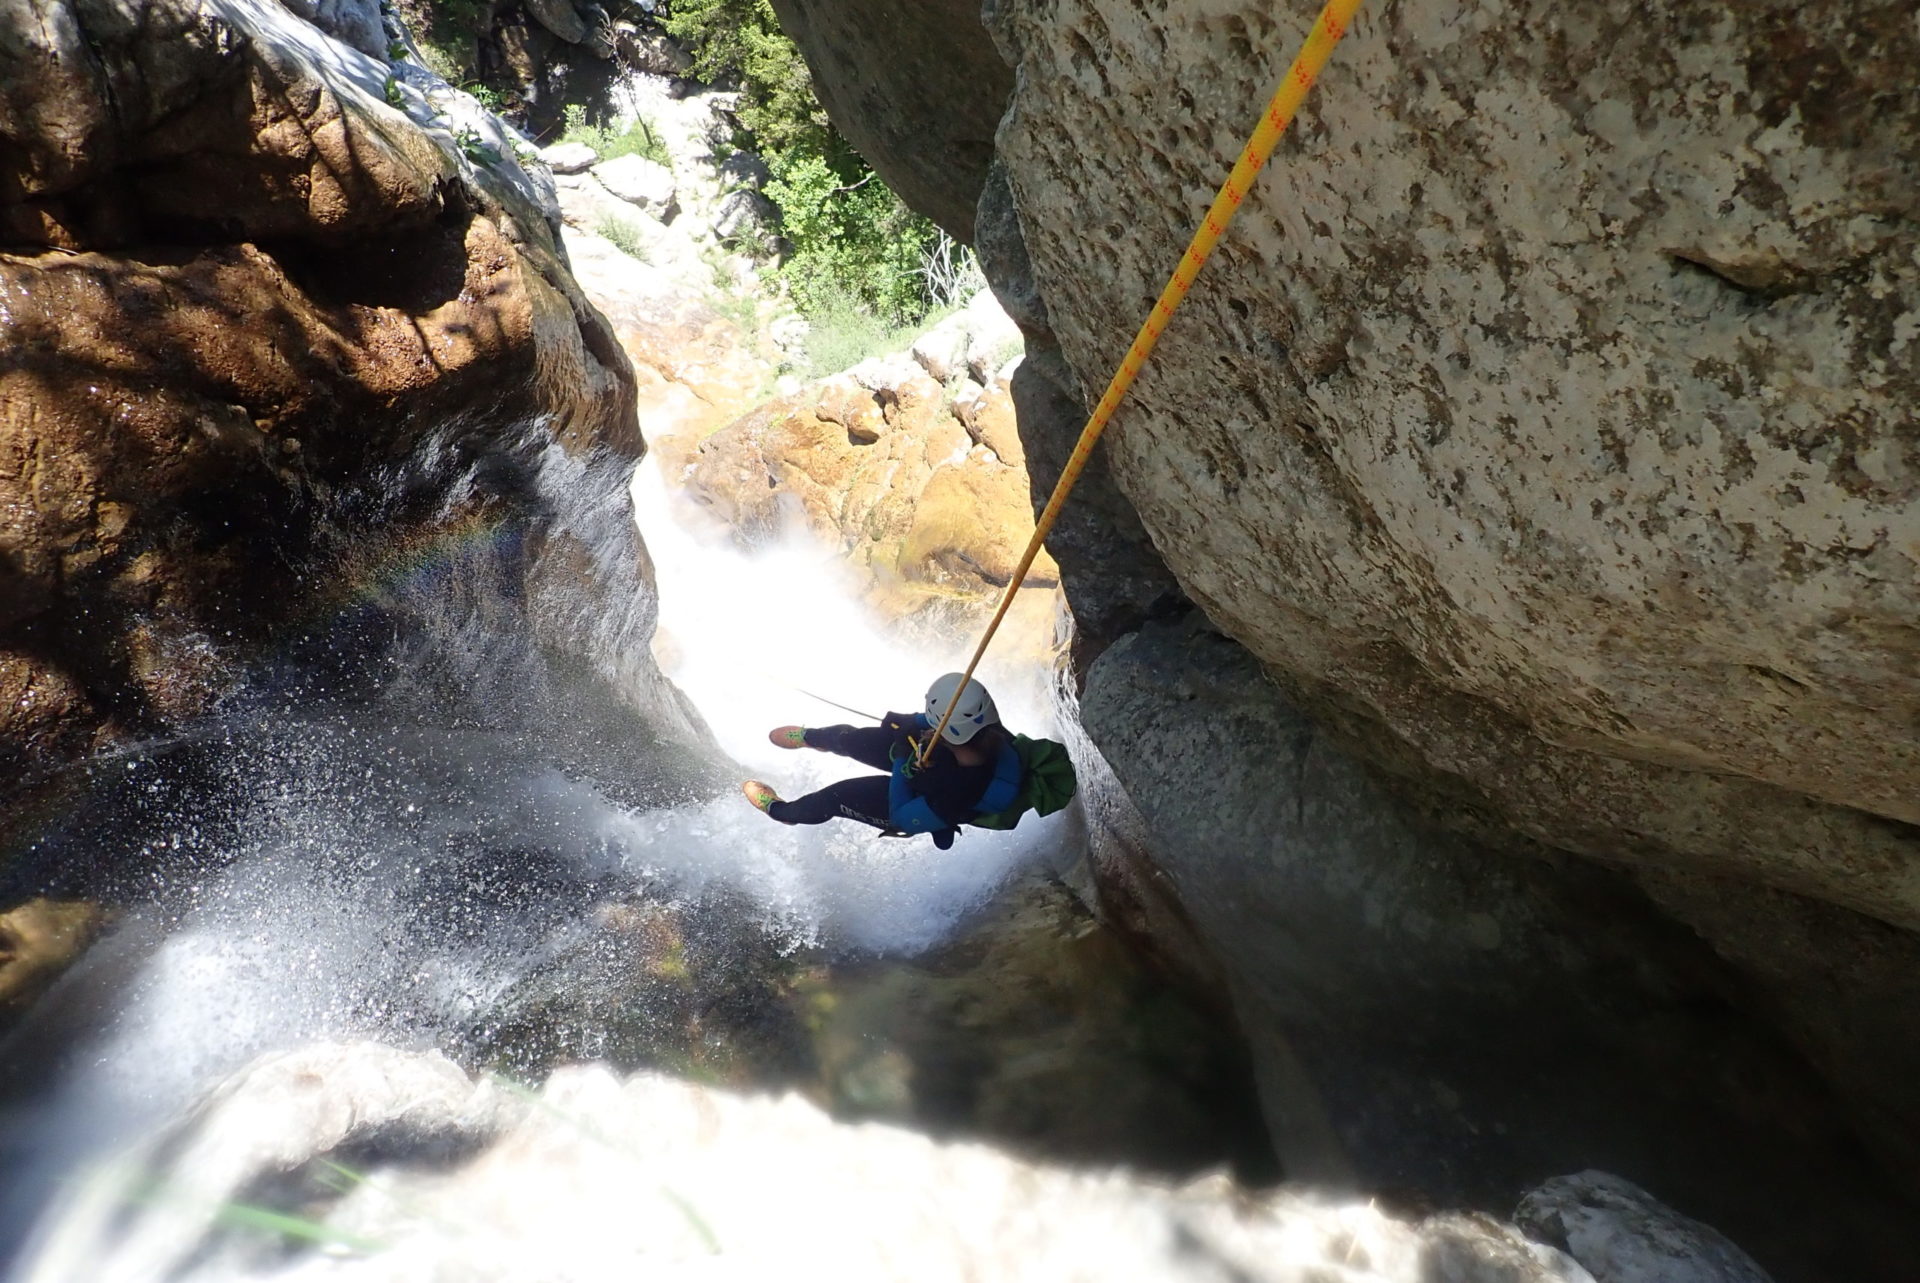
[922,0,1365,761]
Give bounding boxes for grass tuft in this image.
[595,215,649,261]
[560,104,671,168]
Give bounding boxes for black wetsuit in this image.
[767,716,999,834]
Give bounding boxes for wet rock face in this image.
[0,0,637,812]
[983,0,1920,930]
[1517,1171,1776,1283]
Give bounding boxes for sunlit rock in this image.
[539,141,598,175]
[273,0,384,55]
[0,0,643,814]
[677,324,1057,626]
[597,153,678,221]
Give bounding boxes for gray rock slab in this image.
[1518,1172,1776,1283]
[539,141,598,175]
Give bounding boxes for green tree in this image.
[662,0,941,325]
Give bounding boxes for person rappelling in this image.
[739,0,1351,855]
[741,673,1075,849]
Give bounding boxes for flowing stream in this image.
[0,430,1079,1276]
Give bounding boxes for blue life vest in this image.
[886,732,1023,835]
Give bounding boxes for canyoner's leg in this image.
[767,775,892,829]
[797,724,897,774]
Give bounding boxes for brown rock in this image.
[0,899,109,1013]
[900,453,1057,591]
[0,0,639,809]
[680,357,1065,628]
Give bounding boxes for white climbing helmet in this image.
[924,672,998,745]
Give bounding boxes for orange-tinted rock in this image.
[681,356,1056,624]
[0,898,109,1013]
[0,0,638,808]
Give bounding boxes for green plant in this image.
[382,73,404,108]
[661,0,828,156]
[662,0,943,329]
[413,0,490,83]
[453,125,500,165]
[596,214,649,260]
[464,81,501,111]
[794,290,927,378]
[559,104,671,168]
[766,151,933,327]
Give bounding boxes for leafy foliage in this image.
[661,0,828,156]
[662,0,945,328]
[596,213,650,261]
[559,105,672,168]
[765,157,929,326]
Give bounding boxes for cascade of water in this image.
[0,426,1064,1278]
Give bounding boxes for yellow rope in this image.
[923,0,1366,760]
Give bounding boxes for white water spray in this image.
[611,453,1066,955]
[3,427,1071,1279]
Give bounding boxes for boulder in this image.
[617,26,692,78]
[596,153,678,220]
[983,0,1920,914]
[1517,1173,1775,1283]
[911,291,1025,385]
[718,149,772,192]
[711,186,778,244]
[539,141,598,175]
[274,0,385,56]
[948,0,1920,1220]
[911,318,973,385]
[1078,612,1920,1282]
[523,0,588,45]
[0,0,640,816]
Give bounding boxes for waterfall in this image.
[0,425,1065,1278]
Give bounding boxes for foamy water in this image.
[3,432,1068,1279]
[623,455,1065,954]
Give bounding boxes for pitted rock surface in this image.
[678,336,1057,624]
[984,0,1919,932]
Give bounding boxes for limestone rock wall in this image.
[983,0,1919,921]
[765,0,1920,1259]
[1079,613,1917,1282]
[0,0,639,819]
[976,0,1920,1211]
